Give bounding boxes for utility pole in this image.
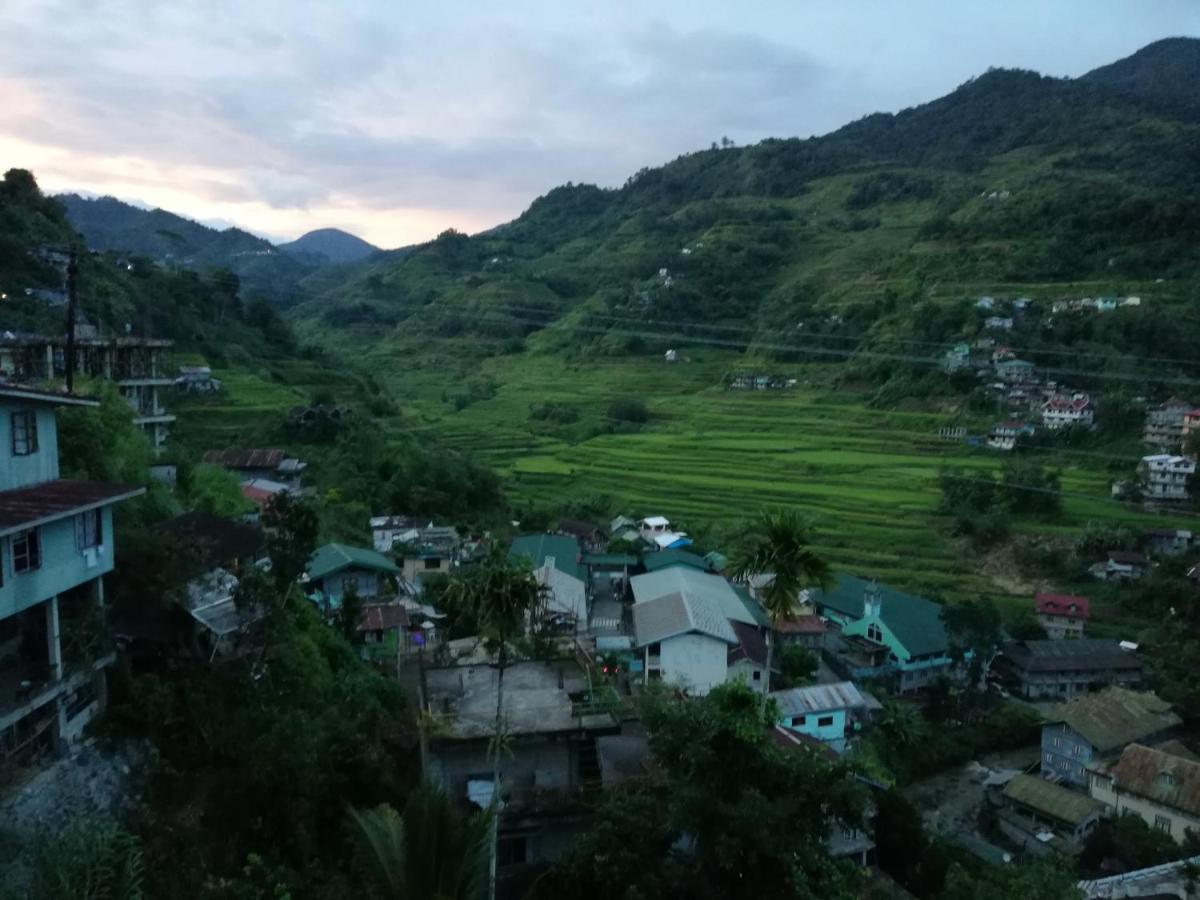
[64,247,79,392]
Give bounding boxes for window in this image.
[648,642,661,657]
[867,623,882,642]
[12,529,40,573]
[817,715,835,727]
[423,557,440,569]
[11,411,37,456]
[752,670,761,682]
[76,510,102,551]
[1155,814,1172,833]
[793,715,806,727]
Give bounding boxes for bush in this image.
[606,398,649,424]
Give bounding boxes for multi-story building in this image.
[1089,743,1200,844]
[0,385,143,760]
[1144,398,1194,451]
[1042,393,1094,430]
[997,639,1142,701]
[1140,454,1196,503]
[0,334,175,450]
[1034,592,1089,639]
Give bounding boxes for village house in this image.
[370,518,461,589]
[996,639,1141,701]
[1042,393,1094,430]
[1090,550,1149,581]
[1040,687,1180,788]
[422,659,618,874]
[726,621,769,693]
[201,448,308,490]
[770,681,878,754]
[174,365,221,393]
[809,574,953,694]
[0,385,144,761]
[642,548,716,574]
[1144,399,1194,450]
[1139,454,1195,503]
[632,590,738,694]
[998,774,1105,855]
[554,519,606,553]
[775,612,827,651]
[304,543,400,612]
[1183,409,1200,443]
[995,359,1036,384]
[976,296,996,310]
[988,420,1036,451]
[1088,742,1200,844]
[509,533,588,633]
[1145,528,1193,557]
[1034,592,1090,640]
[984,316,1014,331]
[942,343,971,372]
[638,515,672,539]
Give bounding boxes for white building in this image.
[639,515,671,538]
[1042,394,1093,430]
[1140,454,1196,503]
[632,591,738,695]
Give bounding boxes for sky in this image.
[2,1,1198,249]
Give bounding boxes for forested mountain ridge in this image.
[278,227,379,265]
[288,38,1200,371]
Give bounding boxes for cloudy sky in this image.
[2,1,1197,248]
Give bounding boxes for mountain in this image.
[292,38,1200,372]
[279,228,378,265]
[58,194,314,307]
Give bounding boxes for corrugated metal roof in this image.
[770,682,869,717]
[509,533,584,582]
[1003,774,1103,828]
[307,543,400,581]
[202,448,286,469]
[1003,639,1141,674]
[809,573,947,658]
[0,479,144,536]
[1035,593,1090,620]
[1101,743,1200,818]
[0,384,98,407]
[358,603,409,632]
[632,591,738,647]
[728,620,767,667]
[632,568,760,627]
[643,548,712,573]
[1051,687,1180,753]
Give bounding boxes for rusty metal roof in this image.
[0,479,144,536]
[202,448,286,469]
[1101,744,1200,819]
[358,603,410,632]
[1051,687,1180,753]
[770,681,871,717]
[0,384,98,407]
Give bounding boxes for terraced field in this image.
[366,347,1190,608]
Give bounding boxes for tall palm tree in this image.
[730,511,832,698]
[442,545,543,900]
[349,782,491,900]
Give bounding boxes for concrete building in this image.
[0,334,175,449]
[509,533,588,633]
[1139,454,1195,503]
[998,639,1142,701]
[423,660,618,875]
[1042,394,1094,430]
[304,543,400,611]
[0,385,144,760]
[632,590,738,695]
[1144,399,1194,451]
[999,774,1104,854]
[1034,593,1090,640]
[1040,687,1180,788]
[770,681,878,754]
[1089,743,1200,844]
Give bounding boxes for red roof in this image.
[1034,592,1091,621]
[770,725,838,759]
[776,614,827,635]
[240,483,276,506]
[0,479,144,536]
[358,603,410,632]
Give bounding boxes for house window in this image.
[793,715,806,727]
[817,715,835,727]
[867,624,882,642]
[752,670,761,682]
[423,557,440,569]
[648,642,661,657]
[12,529,40,573]
[1155,814,1171,833]
[11,411,37,456]
[76,510,102,551]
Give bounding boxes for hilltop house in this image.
[1139,454,1195,503]
[371,517,461,588]
[995,359,1036,384]
[305,543,400,611]
[1089,743,1200,844]
[1040,687,1180,788]
[509,533,588,632]
[0,385,144,760]
[984,316,1014,331]
[988,420,1036,451]
[808,574,953,693]
[1090,550,1149,581]
[1144,399,1194,451]
[996,639,1141,700]
[1145,529,1193,557]
[1042,394,1094,430]
[1034,593,1090,640]
[202,448,307,490]
[638,516,671,539]
[771,681,878,754]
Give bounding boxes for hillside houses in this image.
[1042,393,1094,430]
[1144,398,1194,450]
[996,639,1142,700]
[1034,592,1089,639]
[1139,454,1195,503]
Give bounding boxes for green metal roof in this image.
[732,585,771,629]
[509,533,584,582]
[307,543,400,582]
[1003,774,1103,828]
[811,573,948,657]
[1050,687,1181,753]
[703,551,728,572]
[643,549,712,573]
[582,553,638,567]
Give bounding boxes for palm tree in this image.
[349,782,491,899]
[442,545,543,900]
[730,511,832,698]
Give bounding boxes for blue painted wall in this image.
[782,707,848,750]
[1,402,60,491]
[1040,723,1093,787]
[1,508,114,618]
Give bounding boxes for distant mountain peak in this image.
[279,228,378,264]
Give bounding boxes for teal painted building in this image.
[771,681,874,753]
[306,543,400,610]
[0,385,143,757]
[811,574,954,693]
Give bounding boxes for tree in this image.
[730,510,832,695]
[27,818,145,900]
[187,464,252,518]
[339,582,364,643]
[1002,458,1062,517]
[442,545,543,900]
[942,598,1004,689]
[349,783,491,900]
[941,857,1081,900]
[775,643,819,689]
[261,493,319,593]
